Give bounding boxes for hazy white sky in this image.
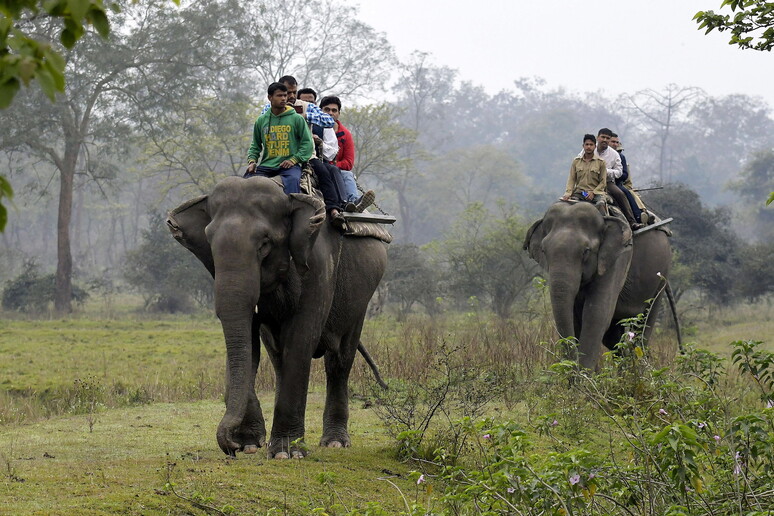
[353,0,774,107]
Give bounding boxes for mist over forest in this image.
[2,0,774,315]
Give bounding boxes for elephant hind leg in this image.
[320,327,361,448]
[602,322,625,351]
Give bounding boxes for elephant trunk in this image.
[549,271,581,359]
[214,268,261,454]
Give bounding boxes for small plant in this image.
[731,339,774,405]
[70,376,105,433]
[369,340,504,463]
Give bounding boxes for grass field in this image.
[0,395,421,515]
[1,300,772,514]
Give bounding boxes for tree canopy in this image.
[695,1,774,51]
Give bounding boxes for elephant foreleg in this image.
[268,321,320,459]
[579,286,622,370]
[235,316,266,453]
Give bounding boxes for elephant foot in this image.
[273,450,305,459]
[320,432,351,449]
[217,415,266,457]
[268,436,308,459]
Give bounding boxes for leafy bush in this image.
[123,212,213,313]
[367,313,774,514]
[384,244,444,319]
[2,260,88,312]
[644,184,741,305]
[436,203,540,319]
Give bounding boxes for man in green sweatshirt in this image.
[245,82,313,194]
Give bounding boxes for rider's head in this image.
[298,87,317,103]
[597,128,613,151]
[320,96,342,122]
[267,82,288,110]
[583,134,596,155]
[278,75,298,104]
[609,132,621,151]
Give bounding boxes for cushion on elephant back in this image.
[344,220,392,243]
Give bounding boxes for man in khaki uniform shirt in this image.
[562,134,607,214]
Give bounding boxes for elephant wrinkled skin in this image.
[524,201,679,370]
[167,176,387,458]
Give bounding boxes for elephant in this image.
[523,201,681,370]
[166,176,388,458]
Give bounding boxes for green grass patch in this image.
[0,395,418,515]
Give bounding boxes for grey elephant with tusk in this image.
[524,201,681,370]
[167,176,388,458]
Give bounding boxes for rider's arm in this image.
[607,151,623,180]
[336,127,355,170]
[564,160,577,197]
[305,103,335,128]
[247,118,263,164]
[321,127,339,162]
[292,118,314,164]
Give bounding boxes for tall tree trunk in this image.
[55,142,78,314]
[397,189,412,242]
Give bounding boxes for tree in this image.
[415,145,527,242]
[123,212,212,312]
[1,0,119,229]
[438,203,539,318]
[728,149,774,241]
[624,85,705,184]
[736,242,774,301]
[244,0,395,98]
[0,0,119,108]
[694,1,774,208]
[643,183,741,304]
[673,94,774,205]
[383,244,442,319]
[695,1,774,51]
[0,0,245,313]
[2,259,87,312]
[343,102,419,241]
[140,0,397,199]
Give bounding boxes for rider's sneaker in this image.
[355,190,375,212]
[640,211,650,225]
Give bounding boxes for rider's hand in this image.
[279,160,295,169]
[587,192,595,201]
[246,162,256,174]
[312,135,323,145]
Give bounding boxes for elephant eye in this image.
[258,238,272,259]
[583,247,591,259]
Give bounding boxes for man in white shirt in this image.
[597,128,642,230]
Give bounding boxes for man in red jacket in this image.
[320,95,374,212]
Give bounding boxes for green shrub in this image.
[1,260,88,312]
[123,212,213,313]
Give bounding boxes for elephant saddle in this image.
[296,167,394,244]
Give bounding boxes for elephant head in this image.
[524,201,632,368]
[167,176,325,306]
[166,176,325,454]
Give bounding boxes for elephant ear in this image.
[288,193,326,275]
[166,195,215,277]
[597,216,632,276]
[523,218,548,270]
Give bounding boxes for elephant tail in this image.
[358,341,388,390]
[665,280,684,353]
